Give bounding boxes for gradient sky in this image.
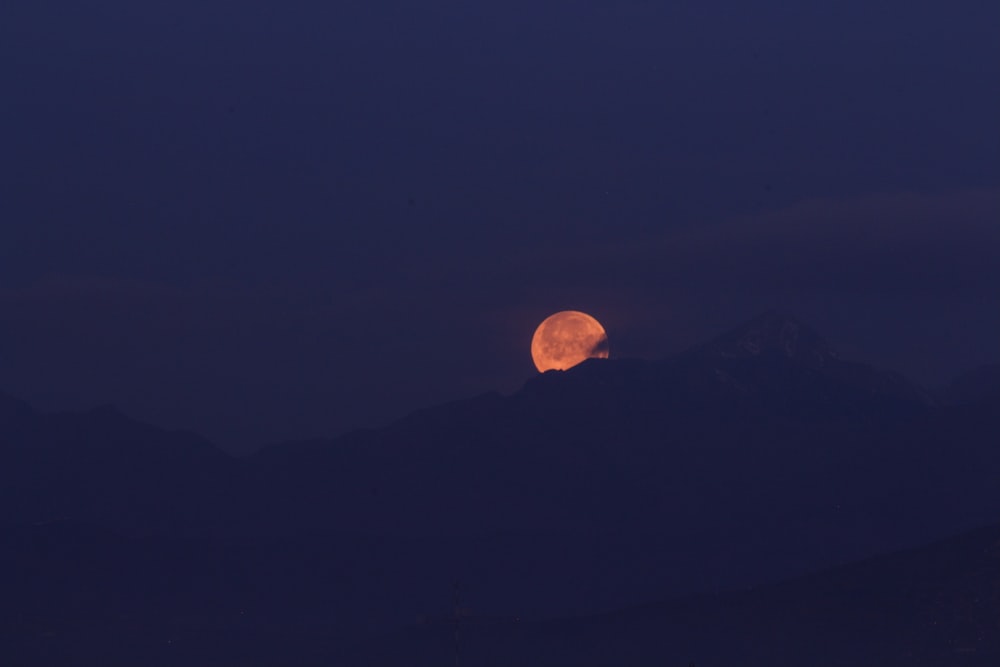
[2,1,999,452]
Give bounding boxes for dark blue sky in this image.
[2,0,999,451]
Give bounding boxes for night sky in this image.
[2,1,998,452]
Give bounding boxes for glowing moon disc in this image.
[531,311,609,372]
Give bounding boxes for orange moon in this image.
[531,311,609,372]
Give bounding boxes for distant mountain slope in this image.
[946,364,1000,406]
[686,311,936,407]
[226,313,1000,618]
[243,312,975,545]
[0,403,234,534]
[4,519,995,666]
[2,312,999,630]
[0,391,34,427]
[339,521,1000,667]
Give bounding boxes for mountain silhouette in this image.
[337,522,1000,667]
[946,363,1000,406]
[0,402,234,534]
[3,518,998,666]
[0,391,33,427]
[684,311,936,407]
[2,312,999,664]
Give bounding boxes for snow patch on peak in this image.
[696,311,846,372]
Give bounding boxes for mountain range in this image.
[2,311,999,665]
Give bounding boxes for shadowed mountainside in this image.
[0,399,235,536]
[338,522,1000,667]
[2,312,1000,663]
[945,364,1000,406]
[2,518,998,666]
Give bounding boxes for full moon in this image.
[531,310,610,372]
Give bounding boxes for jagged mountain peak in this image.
[697,311,839,369]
